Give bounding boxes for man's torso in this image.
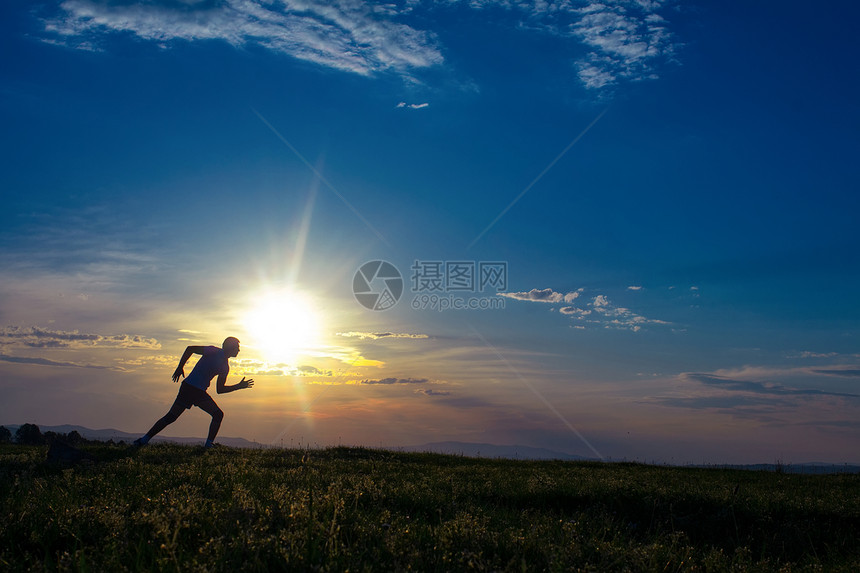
[184,346,229,390]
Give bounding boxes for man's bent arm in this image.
[216,373,254,394]
[172,346,206,382]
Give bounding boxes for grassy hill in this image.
[1,443,858,571]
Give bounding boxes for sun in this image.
[243,290,322,364]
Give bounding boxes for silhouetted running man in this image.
[134,337,254,448]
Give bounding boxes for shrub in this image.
[15,423,43,445]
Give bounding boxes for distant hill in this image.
[1,424,264,449]
[3,425,857,472]
[401,443,860,473]
[403,441,593,461]
[690,462,860,475]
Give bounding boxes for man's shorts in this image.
[174,382,217,410]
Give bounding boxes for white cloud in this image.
[587,294,669,331]
[564,288,584,302]
[45,0,443,76]
[0,325,161,350]
[456,0,678,90]
[791,351,839,359]
[397,101,430,109]
[415,388,451,396]
[500,286,667,331]
[627,285,642,291]
[40,1,679,89]
[592,294,610,308]
[360,377,429,385]
[571,1,677,90]
[229,358,335,377]
[559,306,590,316]
[336,331,429,340]
[576,61,617,89]
[499,287,580,303]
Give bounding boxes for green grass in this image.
[1,443,858,571]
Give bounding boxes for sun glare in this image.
[243,290,322,364]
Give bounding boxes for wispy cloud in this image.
[791,351,840,359]
[0,326,161,350]
[40,1,679,89]
[0,353,113,370]
[44,0,443,76]
[0,202,165,286]
[654,394,781,411]
[499,288,581,303]
[297,364,334,376]
[585,294,668,331]
[571,1,677,89]
[502,288,666,331]
[684,373,860,399]
[796,420,860,431]
[455,0,679,90]
[811,369,860,378]
[648,368,860,426]
[559,306,591,316]
[227,362,444,387]
[415,388,451,396]
[114,355,176,370]
[360,377,429,385]
[336,331,429,340]
[230,358,335,377]
[396,101,430,109]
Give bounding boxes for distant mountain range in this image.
[401,443,860,474]
[2,424,264,449]
[3,425,858,473]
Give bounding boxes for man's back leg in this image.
[136,400,186,446]
[197,397,224,447]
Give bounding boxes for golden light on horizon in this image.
[242,289,323,365]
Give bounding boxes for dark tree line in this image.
[0,424,96,446]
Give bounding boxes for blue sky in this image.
[1,0,859,463]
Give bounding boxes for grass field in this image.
[1,443,858,571]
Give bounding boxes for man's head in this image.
[222,336,240,357]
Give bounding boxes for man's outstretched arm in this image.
[172,346,206,382]
[216,373,254,394]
